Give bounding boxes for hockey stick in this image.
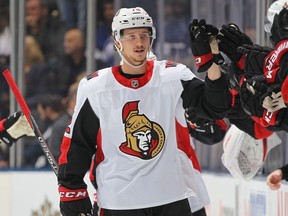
[2,69,59,176]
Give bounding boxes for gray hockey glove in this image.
[0,111,34,146]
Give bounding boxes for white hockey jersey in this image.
[58,60,230,210]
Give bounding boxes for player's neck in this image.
[121,61,147,75]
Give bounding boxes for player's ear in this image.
[114,40,121,50]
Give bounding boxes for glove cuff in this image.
[0,131,14,147]
[194,53,213,72]
[59,186,89,202]
[236,55,245,70]
[259,110,279,127]
[265,40,288,72]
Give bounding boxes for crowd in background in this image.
[0,0,116,168]
[0,0,285,181]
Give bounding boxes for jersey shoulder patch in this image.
[165,61,178,68]
[86,71,99,80]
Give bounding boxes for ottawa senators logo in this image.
[119,101,165,160]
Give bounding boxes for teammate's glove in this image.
[239,76,268,117]
[185,107,215,133]
[59,186,92,216]
[217,23,253,69]
[237,44,273,78]
[185,108,227,144]
[270,7,288,46]
[189,19,219,72]
[0,111,34,146]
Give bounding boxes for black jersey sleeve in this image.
[58,99,99,189]
[181,73,232,120]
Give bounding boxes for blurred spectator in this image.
[24,35,45,75]
[0,143,8,168]
[160,0,192,67]
[24,94,65,167]
[26,82,79,168]
[94,0,115,68]
[61,27,87,83]
[0,7,10,60]
[47,81,78,163]
[25,28,87,103]
[57,0,87,32]
[0,6,10,119]
[25,0,65,61]
[0,73,9,119]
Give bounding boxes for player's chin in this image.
[133,57,147,65]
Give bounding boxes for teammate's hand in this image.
[266,169,283,190]
[270,7,288,46]
[0,111,34,146]
[189,19,214,72]
[217,23,253,67]
[237,44,273,78]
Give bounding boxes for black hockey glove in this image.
[0,111,34,146]
[239,76,268,117]
[217,23,253,66]
[270,7,288,46]
[237,44,273,78]
[189,19,215,72]
[60,197,93,216]
[185,108,215,133]
[185,108,226,145]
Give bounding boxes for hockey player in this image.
[57,7,231,216]
[235,1,288,131]
[216,2,288,133]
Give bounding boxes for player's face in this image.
[119,28,152,66]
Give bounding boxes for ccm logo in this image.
[59,191,87,198]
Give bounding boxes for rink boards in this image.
[0,170,287,216]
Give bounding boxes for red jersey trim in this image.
[0,118,6,131]
[111,61,154,89]
[175,120,201,172]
